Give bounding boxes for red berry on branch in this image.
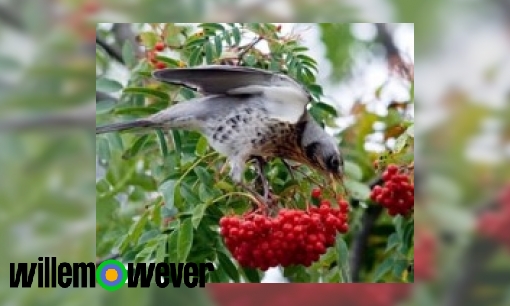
[311,187,322,199]
[155,61,167,69]
[155,41,165,52]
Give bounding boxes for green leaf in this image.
[336,236,351,283]
[124,87,169,100]
[194,166,213,186]
[215,181,235,192]
[114,107,160,116]
[155,235,167,263]
[241,267,261,283]
[372,256,395,282]
[401,221,414,254]
[159,180,178,210]
[204,42,214,64]
[138,229,159,245]
[122,40,137,68]
[232,27,241,46]
[128,210,150,247]
[195,136,209,156]
[167,229,180,262]
[191,203,207,229]
[140,32,158,49]
[394,133,409,153]
[217,252,240,282]
[96,99,116,115]
[214,35,223,56]
[393,259,408,279]
[244,54,257,66]
[312,102,338,117]
[189,47,203,66]
[344,161,363,181]
[344,178,371,200]
[135,245,156,263]
[180,184,200,206]
[385,233,400,253]
[156,130,169,157]
[97,138,111,161]
[123,135,151,159]
[97,77,123,93]
[155,56,181,67]
[177,218,194,262]
[199,23,225,32]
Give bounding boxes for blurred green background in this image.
[0,0,508,305]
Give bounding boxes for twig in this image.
[237,36,263,65]
[349,176,384,282]
[96,253,121,266]
[96,91,117,103]
[96,36,124,64]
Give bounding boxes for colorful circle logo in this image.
[96,259,127,291]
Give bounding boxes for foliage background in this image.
[95,22,414,284]
[0,0,507,305]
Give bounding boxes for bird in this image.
[96,65,343,201]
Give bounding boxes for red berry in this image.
[154,42,165,52]
[276,24,282,32]
[311,187,322,199]
[155,61,167,69]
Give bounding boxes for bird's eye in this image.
[327,156,340,171]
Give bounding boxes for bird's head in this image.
[303,134,344,180]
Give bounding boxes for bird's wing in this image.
[153,65,311,124]
[152,65,304,96]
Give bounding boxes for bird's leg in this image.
[281,159,296,180]
[229,158,265,208]
[253,156,270,203]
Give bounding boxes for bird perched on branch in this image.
[96,65,343,201]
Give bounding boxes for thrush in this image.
[96,65,343,201]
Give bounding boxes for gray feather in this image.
[152,65,306,97]
[96,120,154,134]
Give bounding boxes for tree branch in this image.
[96,36,124,64]
[349,176,384,282]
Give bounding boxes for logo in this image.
[96,259,127,291]
[10,257,215,289]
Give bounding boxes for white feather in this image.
[262,86,308,123]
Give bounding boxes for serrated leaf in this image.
[336,236,351,283]
[214,35,223,57]
[401,221,414,254]
[155,56,181,67]
[138,229,159,245]
[155,235,167,263]
[123,135,151,159]
[344,178,371,200]
[191,203,207,229]
[385,233,400,253]
[96,99,116,115]
[128,210,150,245]
[215,181,234,192]
[140,32,158,49]
[393,259,408,279]
[372,256,395,282]
[241,267,260,283]
[177,218,194,262]
[199,23,225,32]
[217,252,240,282]
[180,183,200,206]
[189,47,203,66]
[195,136,209,156]
[344,161,363,181]
[232,27,241,46]
[135,245,156,263]
[313,102,338,117]
[123,87,169,100]
[114,107,160,116]
[97,77,123,92]
[394,133,409,153]
[122,40,137,68]
[167,229,179,262]
[204,42,214,64]
[159,180,177,210]
[194,166,213,186]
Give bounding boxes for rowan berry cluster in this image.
[147,41,168,69]
[220,193,350,270]
[478,185,510,249]
[370,164,414,216]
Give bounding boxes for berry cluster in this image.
[147,41,168,69]
[220,197,349,270]
[478,185,510,249]
[370,164,414,216]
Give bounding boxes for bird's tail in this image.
[96,119,155,134]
